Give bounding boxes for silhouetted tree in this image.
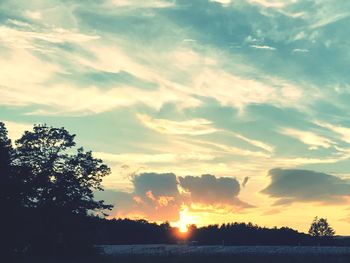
[0,123,12,208]
[1,123,112,256]
[13,125,111,213]
[0,122,16,255]
[308,217,335,237]
[0,122,12,177]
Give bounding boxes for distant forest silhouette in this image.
[93,218,349,247]
[1,123,349,259]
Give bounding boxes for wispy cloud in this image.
[310,13,350,29]
[247,0,297,9]
[193,140,271,158]
[23,10,42,20]
[191,69,303,110]
[137,114,217,136]
[95,151,215,164]
[250,44,276,50]
[0,23,99,50]
[112,0,175,9]
[293,48,309,53]
[210,0,232,5]
[232,133,274,153]
[281,128,334,150]
[315,121,350,144]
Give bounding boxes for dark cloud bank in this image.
[262,168,350,205]
[97,173,250,221]
[97,168,350,222]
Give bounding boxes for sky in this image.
[1,0,350,235]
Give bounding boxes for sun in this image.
[174,206,196,234]
[179,223,188,233]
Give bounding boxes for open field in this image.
[16,245,350,263]
[100,244,350,256]
[98,245,350,263]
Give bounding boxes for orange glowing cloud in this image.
[96,172,250,224]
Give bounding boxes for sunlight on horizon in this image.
[173,206,196,234]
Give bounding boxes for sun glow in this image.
[174,206,196,234]
[179,224,188,233]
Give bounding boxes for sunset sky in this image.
[1,0,350,235]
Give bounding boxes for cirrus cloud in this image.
[280,128,334,150]
[137,114,218,136]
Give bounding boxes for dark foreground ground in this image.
[103,254,350,263]
[18,245,350,263]
[100,245,350,263]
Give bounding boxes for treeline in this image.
[90,217,350,247]
[92,218,176,244]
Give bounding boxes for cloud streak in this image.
[137,114,218,136]
[281,128,334,150]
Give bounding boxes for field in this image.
[98,245,350,263]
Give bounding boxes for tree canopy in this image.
[308,217,335,237]
[0,123,112,255]
[13,124,112,214]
